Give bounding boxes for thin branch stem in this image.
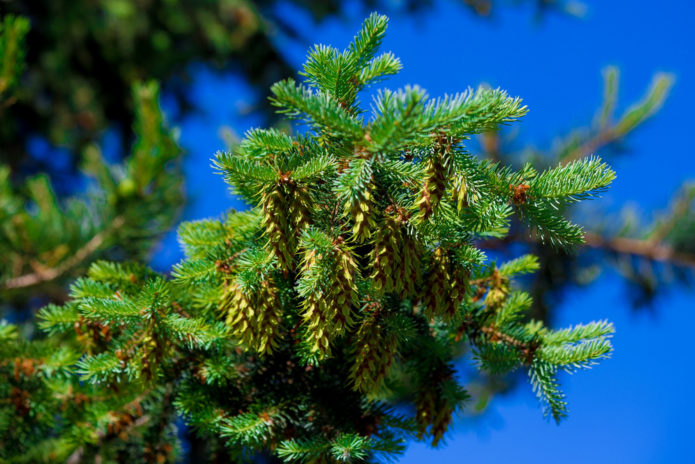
[583,231,695,268]
[65,414,150,464]
[2,216,125,291]
[480,228,695,268]
[561,129,616,164]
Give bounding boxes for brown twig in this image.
[479,229,695,269]
[2,216,125,291]
[65,414,150,464]
[583,231,695,268]
[64,388,161,464]
[561,129,616,164]
[481,326,527,349]
[648,184,694,244]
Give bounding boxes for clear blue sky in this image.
[153,1,694,462]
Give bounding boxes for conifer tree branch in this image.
[2,216,126,291]
[559,71,673,164]
[1,13,620,461]
[583,232,695,268]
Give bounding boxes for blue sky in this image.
[152,1,694,462]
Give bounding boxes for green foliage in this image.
[0,79,183,301]
[0,0,312,170]
[0,21,185,456]
[456,60,688,419]
[0,14,183,303]
[476,58,688,316]
[0,15,28,98]
[528,156,615,202]
[0,15,618,463]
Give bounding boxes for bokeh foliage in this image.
[0,0,583,173]
[1,15,183,313]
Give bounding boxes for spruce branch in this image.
[1,216,126,291]
[529,156,616,202]
[3,13,621,462]
[270,78,364,139]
